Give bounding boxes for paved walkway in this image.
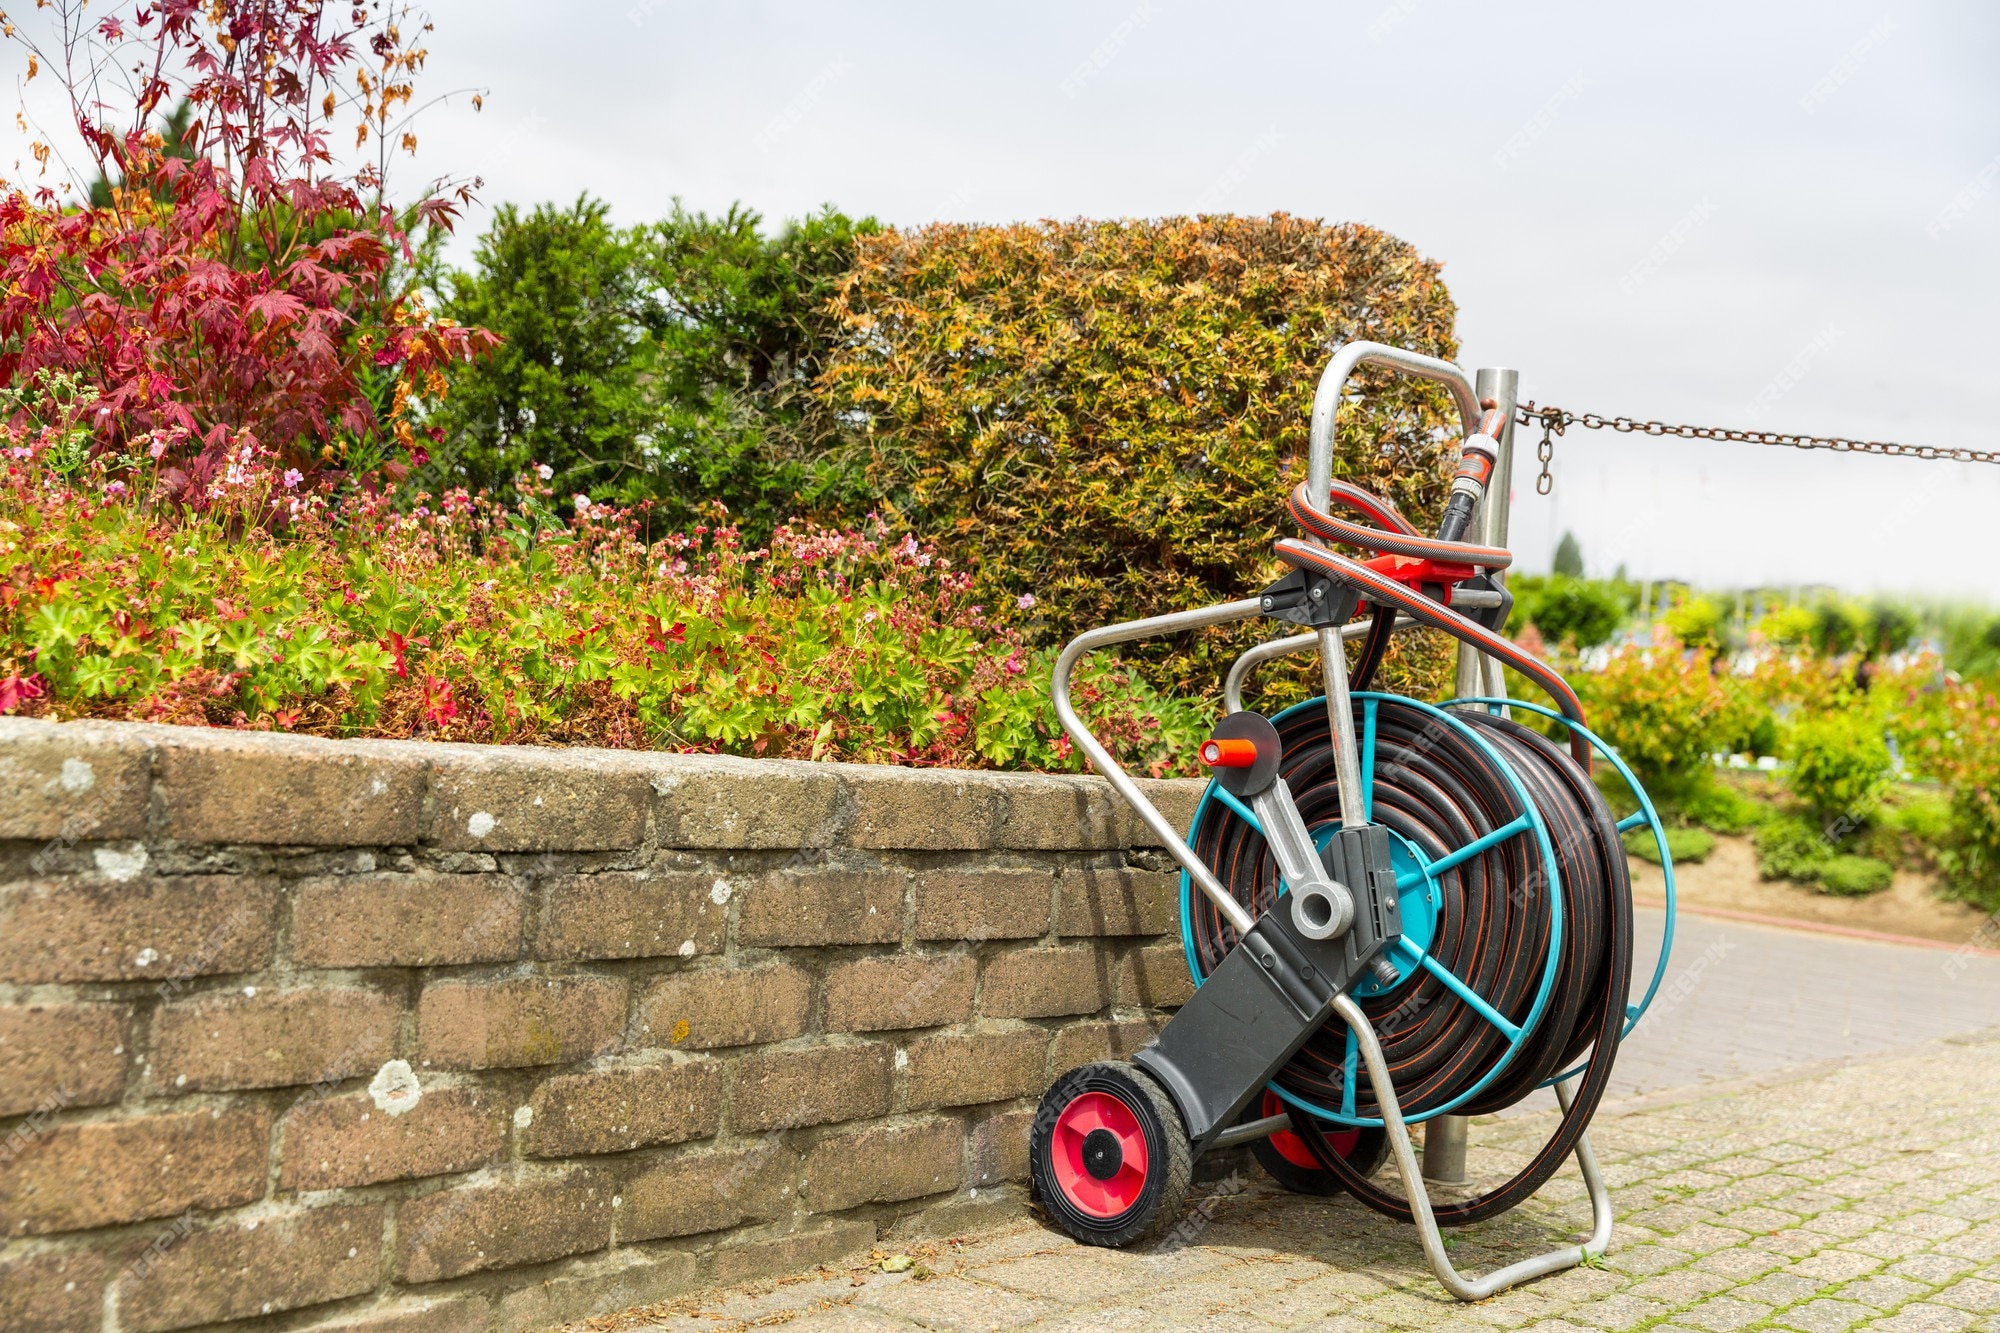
[582,915,2000,1333]
[1611,908,2000,1100]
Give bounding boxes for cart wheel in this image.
[1247,1090,1389,1196]
[1030,1061,1192,1247]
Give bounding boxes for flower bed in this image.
[0,469,1209,777]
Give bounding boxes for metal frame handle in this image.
[1307,342,1482,509]
[1052,597,1266,937]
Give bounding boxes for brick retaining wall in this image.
[0,718,1204,1332]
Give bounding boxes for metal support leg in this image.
[1332,993,1614,1302]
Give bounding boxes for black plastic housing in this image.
[1134,824,1400,1154]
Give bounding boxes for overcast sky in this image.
[14,1,2000,597]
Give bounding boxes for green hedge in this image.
[820,215,1463,697]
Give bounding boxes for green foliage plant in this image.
[436,197,667,502]
[1575,642,1756,797]
[1663,595,1726,655]
[1678,780,1767,835]
[1786,711,1893,831]
[0,471,1211,776]
[1623,825,1715,865]
[1815,854,1894,896]
[437,199,875,538]
[1754,812,1832,883]
[1513,574,1625,649]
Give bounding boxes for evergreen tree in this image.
[1553,530,1585,577]
[435,197,875,536]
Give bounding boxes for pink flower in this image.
[1016,593,1037,610]
[149,438,169,460]
[282,469,303,490]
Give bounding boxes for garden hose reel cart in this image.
[1026,342,1679,1301]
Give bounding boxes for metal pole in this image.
[1422,1111,1468,1185]
[1438,366,1519,1171]
[1456,367,1519,700]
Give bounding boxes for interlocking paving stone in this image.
[1777,1299,1884,1333]
[582,976,2000,1332]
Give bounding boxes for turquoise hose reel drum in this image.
[1029,343,1677,1301]
[1178,692,1676,1219]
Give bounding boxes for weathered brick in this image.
[533,871,723,962]
[706,1220,875,1288]
[980,947,1112,1019]
[281,1085,508,1191]
[524,1061,722,1157]
[737,869,904,947]
[117,1202,381,1333]
[0,1001,130,1115]
[906,1026,1050,1110]
[994,773,1124,851]
[0,1246,106,1333]
[152,986,398,1093]
[398,1169,615,1283]
[636,965,810,1052]
[846,766,1003,850]
[969,1106,1035,1185]
[0,874,275,983]
[426,748,651,852]
[915,869,1052,941]
[0,717,150,841]
[1056,868,1178,937]
[803,1117,962,1212]
[731,1043,894,1132]
[1125,778,1206,848]
[159,731,424,845]
[824,953,975,1032]
[1049,1017,1166,1075]
[1116,940,1196,1008]
[653,754,844,849]
[494,1250,699,1331]
[293,1296,492,1333]
[620,1144,798,1242]
[418,977,625,1070]
[292,873,526,967]
[0,1106,269,1235]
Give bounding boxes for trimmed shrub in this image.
[1679,780,1767,835]
[1513,574,1625,650]
[1754,814,1832,884]
[1623,825,1715,865]
[1816,854,1894,897]
[1912,687,2000,911]
[1575,644,1757,797]
[1786,712,1892,829]
[1882,788,1954,850]
[1663,595,1726,654]
[820,215,1464,697]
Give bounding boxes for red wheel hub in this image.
[1262,1090,1359,1169]
[1050,1091,1150,1218]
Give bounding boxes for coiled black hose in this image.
[1187,695,1633,1224]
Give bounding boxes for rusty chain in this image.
[1515,401,2000,496]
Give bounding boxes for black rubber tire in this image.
[1243,1095,1389,1196]
[1030,1061,1192,1247]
